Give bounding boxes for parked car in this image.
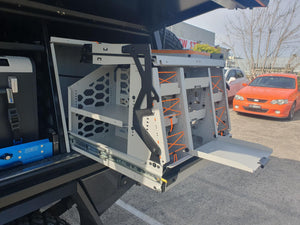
[233,73,300,120]
[224,68,249,101]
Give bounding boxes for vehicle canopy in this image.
[0,0,269,33]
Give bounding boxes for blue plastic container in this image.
[0,139,53,169]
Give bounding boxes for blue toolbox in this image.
[0,139,53,169]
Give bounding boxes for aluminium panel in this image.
[185,77,210,89]
[189,109,206,121]
[160,83,181,96]
[70,105,128,127]
[191,136,272,173]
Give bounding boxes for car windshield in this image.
[249,76,295,89]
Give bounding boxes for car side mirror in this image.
[242,83,248,87]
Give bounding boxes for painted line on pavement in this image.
[116,200,164,225]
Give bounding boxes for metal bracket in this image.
[259,157,270,168]
[72,182,104,225]
[122,44,161,163]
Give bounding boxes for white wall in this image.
[168,22,215,48]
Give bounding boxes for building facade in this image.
[168,22,215,49]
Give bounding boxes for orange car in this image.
[233,74,300,120]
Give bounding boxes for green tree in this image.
[193,43,221,54]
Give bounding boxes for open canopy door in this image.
[0,0,269,33]
[192,136,272,173]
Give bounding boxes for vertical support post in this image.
[73,183,104,225]
[208,68,218,137]
[42,22,67,153]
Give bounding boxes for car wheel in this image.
[288,102,296,121]
[159,29,183,50]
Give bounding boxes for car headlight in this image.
[270,99,288,105]
[234,95,244,101]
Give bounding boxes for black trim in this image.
[59,74,85,79]
[42,22,67,153]
[162,156,201,189]
[0,154,104,209]
[0,1,149,37]
[0,58,9,66]
[81,44,93,63]
[0,41,44,52]
[0,181,77,224]
[243,106,268,113]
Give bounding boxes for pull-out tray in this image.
[192,136,272,173]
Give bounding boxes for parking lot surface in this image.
[63,109,300,225]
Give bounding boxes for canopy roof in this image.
[0,0,269,33]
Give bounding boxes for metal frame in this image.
[61,39,271,192]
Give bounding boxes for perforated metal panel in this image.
[76,115,109,138]
[76,72,110,109]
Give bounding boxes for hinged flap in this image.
[192,136,272,173]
